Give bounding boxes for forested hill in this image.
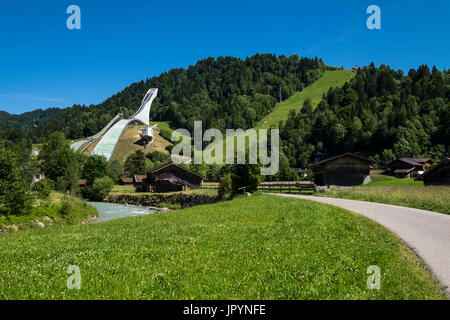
[280,63,450,168]
[31,54,326,142]
[0,108,61,130]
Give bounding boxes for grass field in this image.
[0,194,446,299]
[255,70,356,129]
[363,174,424,187]
[319,186,450,214]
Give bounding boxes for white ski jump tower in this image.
[71,88,158,161]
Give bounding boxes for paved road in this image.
[272,194,450,295]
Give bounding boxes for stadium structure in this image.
[70,88,158,161]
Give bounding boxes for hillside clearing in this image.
[255,69,356,129]
[0,194,445,299]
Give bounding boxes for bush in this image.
[32,178,54,200]
[218,174,232,200]
[82,176,114,201]
[231,164,261,195]
[59,195,72,215]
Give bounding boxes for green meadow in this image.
[0,194,446,299]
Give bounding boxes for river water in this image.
[86,201,156,222]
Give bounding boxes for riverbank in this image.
[105,192,219,209]
[0,192,98,234]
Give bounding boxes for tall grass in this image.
[321,186,450,214]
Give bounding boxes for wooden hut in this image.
[421,158,450,186]
[145,163,203,193]
[310,153,372,186]
[389,158,435,178]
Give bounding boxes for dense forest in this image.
[0,108,61,130]
[280,63,450,168]
[28,54,325,141]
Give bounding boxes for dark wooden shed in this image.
[421,158,450,186]
[310,153,372,186]
[145,163,203,193]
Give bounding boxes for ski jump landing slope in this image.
[89,88,158,161]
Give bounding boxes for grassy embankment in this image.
[109,185,218,197]
[0,194,446,299]
[314,174,449,214]
[318,186,450,215]
[363,174,424,187]
[0,192,98,233]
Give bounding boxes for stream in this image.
[86,201,156,222]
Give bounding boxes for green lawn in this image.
[255,70,356,129]
[318,186,450,214]
[0,194,445,299]
[363,174,424,187]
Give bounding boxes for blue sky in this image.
[0,0,449,114]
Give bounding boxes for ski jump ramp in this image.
[79,88,158,161]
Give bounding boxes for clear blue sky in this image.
[1,0,449,114]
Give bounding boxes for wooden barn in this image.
[421,158,450,186]
[310,153,372,186]
[389,157,435,178]
[144,163,203,193]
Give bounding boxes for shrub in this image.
[59,195,72,215]
[218,174,232,200]
[231,163,261,195]
[32,178,54,200]
[82,176,114,201]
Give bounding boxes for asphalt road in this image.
[272,193,450,295]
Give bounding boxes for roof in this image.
[421,158,450,178]
[120,177,133,183]
[134,174,146,183]
[410,158,433,164]
[310,152,372,168]
[396,158,422,166]
[77,179,87,185]
[147,162,203,179]
[394,168,415,174]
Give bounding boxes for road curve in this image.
[271,194,450,295]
